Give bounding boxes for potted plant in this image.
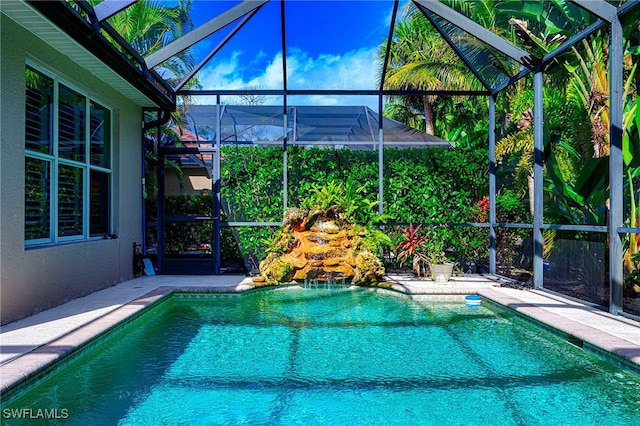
[396,224,456,281]
[423,236,455,282]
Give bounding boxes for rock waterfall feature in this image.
[258,206,385,285]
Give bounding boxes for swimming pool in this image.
[2,288,639,425]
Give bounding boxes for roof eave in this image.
[26,0,176,110]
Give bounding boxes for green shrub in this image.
[218,146,490,268]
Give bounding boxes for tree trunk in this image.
[422,95,435,135]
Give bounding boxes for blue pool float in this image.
[465,295,481,307]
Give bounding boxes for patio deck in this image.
[1,274,639,395]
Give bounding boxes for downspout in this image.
[143,108,172,131]
[378,95,384,216]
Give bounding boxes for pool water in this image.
[3,289,640,425]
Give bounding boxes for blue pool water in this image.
[2,288,640,425]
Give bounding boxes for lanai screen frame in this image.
[62,0,639,318]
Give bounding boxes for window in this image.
[25,64,112,245]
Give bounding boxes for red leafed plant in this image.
[477,197,490,213]
[396,223,429,275]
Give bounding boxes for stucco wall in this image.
[165,168,212,195]
[0,15,144,325]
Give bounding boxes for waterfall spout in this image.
[302,275,349,290]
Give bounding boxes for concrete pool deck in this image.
[1,274,639,395]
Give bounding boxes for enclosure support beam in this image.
[179,89,489,97]
[413,0,532,66]
[378,95,384,216]
[213,96,222,274]
[609,17,624,314]
[379,1,399,92]
[145,0,267,68]
[542,20,607,67]
[571,0,617,23]
[93,0,138,22]
[281,0,288,92]
[157,137,166,275]
[533,68,544,290]
[618,0,640,17]
[140,114,147,257]
[283,95,289,212]
[489,96,497,275]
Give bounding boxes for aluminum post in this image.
[213,96,222,274]
[378,95,384,215]
[283,96,288,212]
[533,69,544,289]
[489,96,497,274]
[609,17,624,314]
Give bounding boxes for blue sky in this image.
[186,0,402,107]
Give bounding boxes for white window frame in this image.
[25,62,113,247]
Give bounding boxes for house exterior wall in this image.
[165,168,212,195]
[0,15,143,325]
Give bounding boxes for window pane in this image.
[90,101,110,167]
[90,170,110,236]
[58,85,86,162]
[25,157,51,240]
[25,66,53,154]
[58,164,83,237]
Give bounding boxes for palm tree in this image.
[95,0,195,88]
[87,0,199,197]
[509,14,638,159]
[89,0,198,116]
[379,10,484,135]
[502,4,639,272]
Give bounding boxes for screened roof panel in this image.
[186,104,288,143]
[438,0,601,58]
[154,27,236,87]
[287,94,381,110]
[219,94,285,105]
[620,5,640,30]
[426,12,527,91]
[187,0,283,91]
[46,0,639,105]
[183,104,448,145]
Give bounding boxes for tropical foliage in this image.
[92,0,200,209]
[379,1,639,294]
[215,145,532,276]
[88,0,195,86]
[379,8,486,136]
[395,223,429,275]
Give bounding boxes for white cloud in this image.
[196,51,246,89]
[192,47,381,109]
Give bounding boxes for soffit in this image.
[1,0,161,108]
